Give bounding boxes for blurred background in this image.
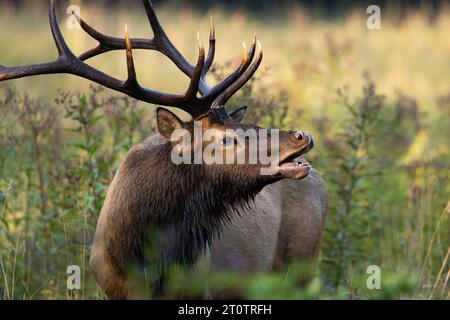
[0,0,449,299]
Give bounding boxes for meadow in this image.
[0,1,448,299]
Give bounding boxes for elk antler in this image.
[0,0,263,118]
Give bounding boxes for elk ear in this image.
[229,106,247,122]
[157,108,184,140]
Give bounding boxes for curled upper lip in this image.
[278,144,312,165]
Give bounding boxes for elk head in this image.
[157,107,313,189]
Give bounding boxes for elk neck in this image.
[106,140,266,284]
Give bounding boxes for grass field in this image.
[0,1,449,299]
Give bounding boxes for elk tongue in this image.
[280,161,299,167]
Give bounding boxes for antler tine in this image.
[143,6,214,81]
[185,34,206,101]
[142,0,165,40]
[202,17,216,78]
[74,6,159,58]
[49,0,73,57]
[124,25,138,87]
[202,36,257,104]
[142,0,202,84]
[212,39,263,108]
[75,13,158,61]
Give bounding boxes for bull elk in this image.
[0,0,327,299]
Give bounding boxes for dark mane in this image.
[104,140,265,291]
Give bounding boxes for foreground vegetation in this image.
[0,2,449,299]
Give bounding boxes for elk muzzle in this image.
[276,130,314,180]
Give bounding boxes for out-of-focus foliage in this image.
[0,1,449,299]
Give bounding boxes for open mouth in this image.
[276,148,312,180]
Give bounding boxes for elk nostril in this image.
[293,131,304,140]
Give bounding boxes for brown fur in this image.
[89,108,327,299]
[210,170,327,273]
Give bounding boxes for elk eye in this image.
[221,136,234,146]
